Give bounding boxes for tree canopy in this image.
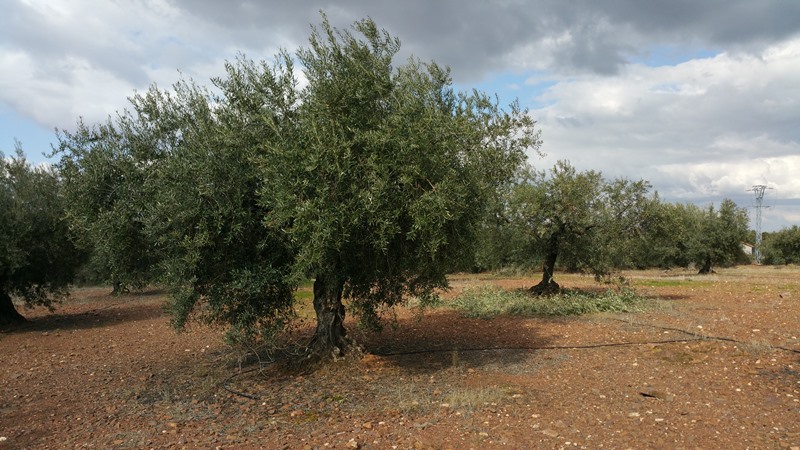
[1,144,82,326]
[55,114,160,294]
[762,225,800,265]
[479,161,653,292]
[55,15,540,357]
[637,199,750,273]
[691,199,750,273]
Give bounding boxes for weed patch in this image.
[444,385,509,412]
[738,339,776,355]
[451,285,647,319]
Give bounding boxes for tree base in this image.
[290,335,364,373]
[529,280,561,296]
[0,315,28,330]
[697,266,717,275]
[0,294,28,329]
[697,258,716,275]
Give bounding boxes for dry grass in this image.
[444,385,510,412]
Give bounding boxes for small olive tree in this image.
[504,161,652,293]
[691,199,750,273]
[56,60,299,343]
[629,199,749,272]
[762,225,800,265]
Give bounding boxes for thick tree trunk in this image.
[308,274,350,359]
[111,279,130,296]
[531,237,561,295]
[0,290,27,327]
[697,257,714,275]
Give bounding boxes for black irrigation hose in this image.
[370,337,705,357]
[220,337,710,401]
[220,320,800,401]
[221,366,263,400]
[610,317,800,355]
[369,320,800,357]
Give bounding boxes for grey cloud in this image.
[168,0,547,80]
[165,0,800,79]
[1,2,151,86]
[582,0,800,48]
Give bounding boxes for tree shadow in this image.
[354,310,559,374]
[2,294,166,334]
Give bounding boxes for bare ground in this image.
[1,266,799,449]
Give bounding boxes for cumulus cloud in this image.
[533,38,800,191]
[0,0,291,129]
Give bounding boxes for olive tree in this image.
[1,145,81,326]
[54,16,539,359]
[55,116,160,294]
[623,199,691,269]
[632,199,749,272]
[762,225,800,265]
[505,161,652,293]
[691,199,750,273]
[263,17,538,355]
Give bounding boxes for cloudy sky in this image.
[2,0,799,231]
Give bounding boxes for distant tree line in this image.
[761,226,800,265]
[474,162,753,283]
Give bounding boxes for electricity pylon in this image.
[748,185,771,264]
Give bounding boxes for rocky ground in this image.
[1,266,799,449]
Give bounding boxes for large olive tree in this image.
[55,16,539,359]
[263,17,538,355]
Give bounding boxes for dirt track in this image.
[1,266,799,449]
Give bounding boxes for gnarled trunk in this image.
[112,280,122,296]
[0,290,27,327]
[531,235,561,295]
[308,274,349,358]
[697,256,714,275]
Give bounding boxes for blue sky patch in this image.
[631,44,719,67]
